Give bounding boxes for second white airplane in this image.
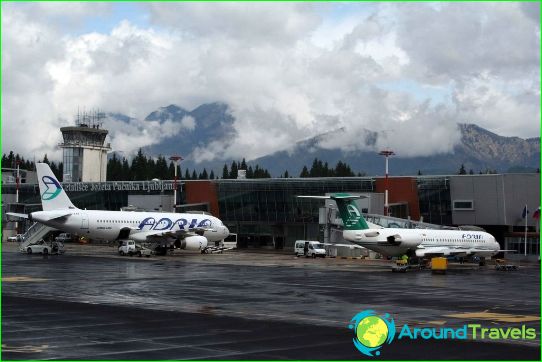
[299,193,504,259]
[10,163,230,255]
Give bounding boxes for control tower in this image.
[59,110,111,182]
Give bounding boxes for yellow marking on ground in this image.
[1,344,49,353]
[2,276,49,282]
[445,312,540,323]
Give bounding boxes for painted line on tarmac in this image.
[1,343,49,353]
[444,311,540,323]
[2,276,49,282]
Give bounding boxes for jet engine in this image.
[386,234,420,248]
[180,235,208,251]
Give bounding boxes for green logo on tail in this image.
[331,193,369,230]
[41,176,62,200]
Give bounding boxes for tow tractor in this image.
[391,259,409,273]
[118,240,153,257]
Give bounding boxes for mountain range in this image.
[108,103,540,176]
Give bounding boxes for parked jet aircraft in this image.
[298,193,505,259]
[9,163,229,255]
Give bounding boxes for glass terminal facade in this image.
[416,176,452,225]
[2,173,539,259]
[215,178,376,248]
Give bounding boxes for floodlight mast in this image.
[378,149,395,216]
[169,155,183,212]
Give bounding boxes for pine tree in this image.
[230,161,239,179]
[209,170,215,180]
[155,155,169,180]
[165,162,173,179]
[222,164,229,179]
[300,166,309,177]
[121,158,130,180]
[458,164,467,175]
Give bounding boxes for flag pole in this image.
[524,204,528,257]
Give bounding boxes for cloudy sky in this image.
[2,1,540,162]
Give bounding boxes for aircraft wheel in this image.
[43,248,48,255]
[27,248,32,254]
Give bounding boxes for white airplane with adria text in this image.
[9,163,229,255]
[299,193,508,259]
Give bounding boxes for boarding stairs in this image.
[20,222,57,249]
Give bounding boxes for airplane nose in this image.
[223,226,230,237]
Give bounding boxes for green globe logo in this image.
[349,310,395,357]
[357,316,389,347]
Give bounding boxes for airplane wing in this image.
[7,211,71,221]
[6,212,29,220]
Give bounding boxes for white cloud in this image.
[180,116,195,131]
[2,2,539,164]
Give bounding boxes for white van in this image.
[118,240,137,256]
[294,240,326,258]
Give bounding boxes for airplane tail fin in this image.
[36,163,77,211]
[297,193,369,231]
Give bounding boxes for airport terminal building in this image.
[2,170,540,260]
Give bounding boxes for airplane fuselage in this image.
[343,228,499,257]
[31,209,229,244]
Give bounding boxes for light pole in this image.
[378,149,395,216]
[15,160,20,234]
[169,155,183,212]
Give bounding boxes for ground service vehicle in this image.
[294,240,326,258]
[7,234,24,242]
[118,240,137,256]
[135,244,153,257]
[22,239,65,255]
[55,233,72,243]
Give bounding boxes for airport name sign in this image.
[62,181,176,193]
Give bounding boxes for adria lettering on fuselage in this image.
[138,217,212,231]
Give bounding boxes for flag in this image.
[522,205,529,219]
[533,207,540,220]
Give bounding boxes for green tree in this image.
[222,163,229,179]
[230,161,239,179]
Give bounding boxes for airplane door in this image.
[81,213,89,230]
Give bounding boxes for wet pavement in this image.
[2,244,540,360]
